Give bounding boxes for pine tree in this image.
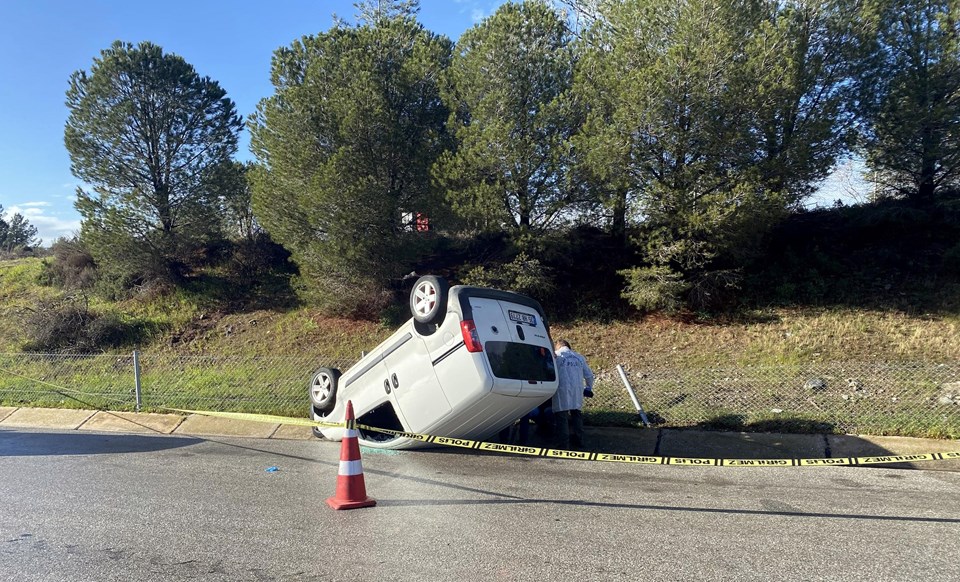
[249,3,451,313]
[65,41,241,287]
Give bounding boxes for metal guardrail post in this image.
[617,364,650,427]
[133,350,142,412]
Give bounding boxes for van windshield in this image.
[485,342,556,382]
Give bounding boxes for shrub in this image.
[460,252,556,300]
[223,235,294,283]
[40,238,97,290]
[21,298,144,353]
[619,265,689,314]
[686,269,742,311]
[294,271,395,320]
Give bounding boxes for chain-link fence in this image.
[1,353,958,438]
[0,352,352,418]
[586,361,960,438]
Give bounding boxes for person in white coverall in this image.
[552,339,595,449]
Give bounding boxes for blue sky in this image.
[0,0,505,244]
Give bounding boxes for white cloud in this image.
[3,203,81,246]
[452,0,500,24]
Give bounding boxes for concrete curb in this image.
[0,407,313,441]
[0,406,17,423]
[80,411,184,435]
[1,407,957,471]
[3,407,96,430]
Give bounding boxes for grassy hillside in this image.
[5,196,956,362]
[0,257,381,360]
[3,255,958,367]
[0,204,960,438]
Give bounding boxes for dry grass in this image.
[149,308,386,363]
[3,254,957,369]
[553,309,960,374]
[0,258,60,351]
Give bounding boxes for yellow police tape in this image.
[170,409,960,467]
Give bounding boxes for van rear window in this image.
[485,342,556,382]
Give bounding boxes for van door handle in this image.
[384,379,391,394]
[392,373,399,389]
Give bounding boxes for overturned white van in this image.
[309,276,558,449]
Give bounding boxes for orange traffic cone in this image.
[326,400,377,510]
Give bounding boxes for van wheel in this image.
[410,275,448,325]
[308,367,340,413]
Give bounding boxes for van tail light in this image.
[460,320,483,353]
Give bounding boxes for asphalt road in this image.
[2,427,959,582]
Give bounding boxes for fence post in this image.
[616,364,651,427]
[133,350,142,412]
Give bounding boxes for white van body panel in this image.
[385,334,452,431]
[314,284,557,449]
[468,297,521,396]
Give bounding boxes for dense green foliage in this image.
[65,41,243,290]
[745,193,960,311]
[575,0,861,310]
[857,0,960,202]
[249,5,452,314]
[204,161,262,242]
[41,0,960,334]
[436,1,584,235]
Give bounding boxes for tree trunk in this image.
[611,189,627,246]
[916,124,937,205]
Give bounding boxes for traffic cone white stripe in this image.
[344,427,359,439]
[339,459,364,476]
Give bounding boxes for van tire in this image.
[308,367,340,413]
[410,275,448,325]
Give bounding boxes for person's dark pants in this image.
[553,409,584,449]
[518,414,531,445]
[499,411,535,445]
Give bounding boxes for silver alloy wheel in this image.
[310,371,334,407]
[409,275,448,326]
[413,280,438,318]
